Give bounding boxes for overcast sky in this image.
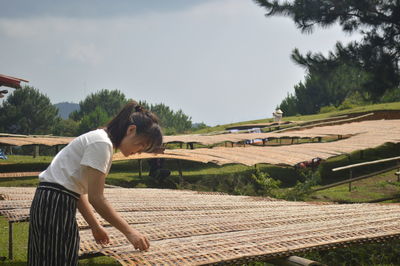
[0,0,359,126]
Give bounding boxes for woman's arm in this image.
[77,194,110,245]
[82,165,150,251]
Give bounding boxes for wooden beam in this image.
[312,165,400,192]
[333,156,400,171]
[268,255,326,266]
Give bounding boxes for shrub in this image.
[380,87,400,103]
[319,105,337,113]
[284,169,321,200]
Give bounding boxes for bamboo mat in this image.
[115,120,400,166]
[1,187,400,265]
[0,172,40,179]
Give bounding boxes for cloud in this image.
[66,42,102,66]
[0,0,361,125]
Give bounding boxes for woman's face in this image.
[119,125,149,157]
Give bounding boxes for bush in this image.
[338,91,371,110]
[250,169,281,196]
[284,169,321,201]
[319,105,337,113]
[380,87,400,103]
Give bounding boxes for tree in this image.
[140,101,192,134]
[291,42,396,103]
[254,0,400,60]
[279,92,298,116]
[70,89,128,121]
[0,86,59,135]
[255,0,400,105]
[78,106,110,133]
[70,89,128,134]
[52,119,79,137]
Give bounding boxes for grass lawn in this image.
[307,168,400,203]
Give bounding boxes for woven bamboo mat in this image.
[0,172,40,179]
[115,120,400,166]
[1,187,400,265]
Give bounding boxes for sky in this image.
[0,0,360,126]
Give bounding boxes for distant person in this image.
[0,149,7,160]
[272,108,283,122]
[28,101,163,265]
[148,158,171,182]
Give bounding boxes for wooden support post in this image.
[138,159,142,178]
[177,160,183,186]
[7,145,13,155]
[9,221,13,260]
[33,145,39,158]
[263,139,267,146]
[349,169,353,192]
[179,143,183,149]
[397,160,400,182]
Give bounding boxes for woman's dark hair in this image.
[106,101,163,152]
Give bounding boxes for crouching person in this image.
[28,101,163,265]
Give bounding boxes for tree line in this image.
[0,87,198,136]
[255,0,400,115]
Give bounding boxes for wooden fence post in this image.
[138,159,142,178]
[8,222,13,260]
[177,160,183,186]
[349,169,353,192]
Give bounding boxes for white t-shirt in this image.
[39,129,114,195]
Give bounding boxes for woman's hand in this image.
[125,229,150,251]
[92,225,110,245]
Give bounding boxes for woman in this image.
[28,101,163,265]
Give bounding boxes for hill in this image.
[54,102,79,119]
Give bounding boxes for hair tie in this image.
[135,105,143,112]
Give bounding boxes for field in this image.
[1,102,400,265]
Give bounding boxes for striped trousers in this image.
[28,182,80,266]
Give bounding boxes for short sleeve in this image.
[80,142,112,174]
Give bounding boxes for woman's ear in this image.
[126,125,137,136]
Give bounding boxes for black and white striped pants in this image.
[28,182,80,266]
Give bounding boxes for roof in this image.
[1,187,400,265]
[0,74,29,89]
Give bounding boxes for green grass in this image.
[193,101,400,133]
[307,168,400,203]
[0,217,120,265]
